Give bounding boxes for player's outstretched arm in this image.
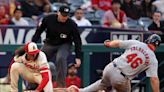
[150,77,160,92]
[104,40,121,48]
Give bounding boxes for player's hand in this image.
[75,58,81,68]
[104,39,111,48]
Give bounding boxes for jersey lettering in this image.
[126,53,143,69]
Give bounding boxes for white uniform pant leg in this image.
[79,64,113,92]
[10,62,53,92]
[79,79,108,92]
[104,63,131,92]
[80,62,131,92]
[10,62,23,92]
[10,62,38,92]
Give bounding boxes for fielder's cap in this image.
[59,5,70,16]
[24,42,40,55]
[68,63,76,69]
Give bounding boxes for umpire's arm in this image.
[32,17,47,42]
[71,23,82,59]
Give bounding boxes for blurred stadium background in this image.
[0,0,164,92]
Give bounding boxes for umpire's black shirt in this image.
[32,14,82,58]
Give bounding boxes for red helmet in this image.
[24,42,40,55]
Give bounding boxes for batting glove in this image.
[104,39,111,48]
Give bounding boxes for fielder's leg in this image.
[10,62,54,92]
[10,62,36,92]
[10,62,22,92]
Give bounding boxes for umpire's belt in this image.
[113,63,128,79]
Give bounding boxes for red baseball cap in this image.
[24,42,40,55]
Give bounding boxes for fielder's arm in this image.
[150,77,160,92]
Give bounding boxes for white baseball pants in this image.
[10,62,53,92]
[79,63,131,92]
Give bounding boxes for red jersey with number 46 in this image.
[113,40,158,80]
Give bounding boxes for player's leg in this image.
[113,80,131,92]
[79,79,109,92]
[79,63,113,92]
[105,63,131,92]
[10,62,34,92]
[41,43,56,60]
[55,43,71,87]
[10,62,22,92]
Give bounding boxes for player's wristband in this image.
[104,40,111,47]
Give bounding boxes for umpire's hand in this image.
[75,58,81,67]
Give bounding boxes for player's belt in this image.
[113,63,128,79]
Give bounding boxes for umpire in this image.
[32,5,82,87]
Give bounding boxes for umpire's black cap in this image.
[59,5,70,16]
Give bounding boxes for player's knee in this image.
[10,63,22,71]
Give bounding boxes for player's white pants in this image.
[79,63,131,92]
[10,62,53,92]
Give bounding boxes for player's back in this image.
[113,40,158,79]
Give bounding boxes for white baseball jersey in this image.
[14,51,49,73]
[113,40,158,79]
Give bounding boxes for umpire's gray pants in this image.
[79,63,131,92]
[41,43,71,87]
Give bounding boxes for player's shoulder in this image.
[37,51,48,63]
[38,51,46,57]
[121,40,142,44]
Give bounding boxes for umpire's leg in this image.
[56,43,71,87]
[41,43,56,60]
[41,43,57,84]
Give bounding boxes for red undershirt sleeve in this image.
[36,67,49,91]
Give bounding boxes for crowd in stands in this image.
[0,0,162,30]
[0,0,163,31]
[0,0,163,90]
